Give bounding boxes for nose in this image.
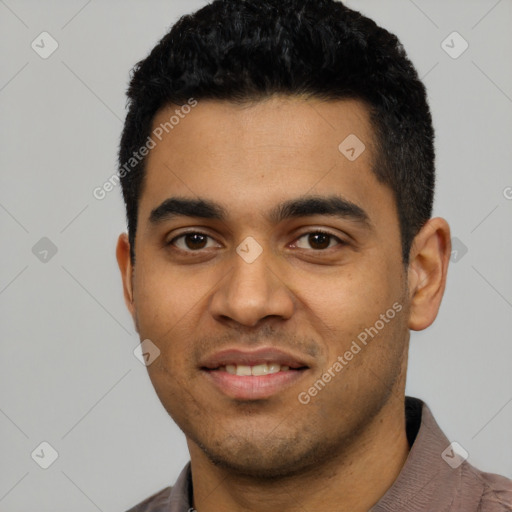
[209,240,295,328]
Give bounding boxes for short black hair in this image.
[119,0,435,264]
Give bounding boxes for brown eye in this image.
[294,231,342,250]
[184,233,208,250]
[170,232,218,251]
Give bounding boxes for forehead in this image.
[139,96,395,229]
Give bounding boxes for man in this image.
[116,0,512,510]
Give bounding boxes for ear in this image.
[407,217,451,331]
[116,233,137,323]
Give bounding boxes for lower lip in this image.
[202,369,308,400]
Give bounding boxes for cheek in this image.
[132,261,202,341]
[301,265,394,322]
[298,263,405,361]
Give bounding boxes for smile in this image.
[217,363,292,376]
[199,347,312,400]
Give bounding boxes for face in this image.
[118,96,414,478]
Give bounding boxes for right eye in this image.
[168,232,221,252]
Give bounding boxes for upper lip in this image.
[200,347,311,370]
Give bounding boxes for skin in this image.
[117,96,451,512]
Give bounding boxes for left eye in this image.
[294,231,342,250]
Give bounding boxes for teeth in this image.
[219,364,292,376]
[267,363,281,374]
[236,365,252,376]
[251,364,268,376]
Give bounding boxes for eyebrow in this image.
[149,195,372,228]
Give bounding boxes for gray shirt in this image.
[126,397,512,511]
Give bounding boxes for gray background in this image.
[1,0,511,510]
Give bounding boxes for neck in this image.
[188,394,410,512]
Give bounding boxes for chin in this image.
[196,434,334,480]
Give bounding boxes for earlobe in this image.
[407,217,451,331]
[116,233,136,317]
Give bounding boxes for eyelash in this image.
[167,229,345,253]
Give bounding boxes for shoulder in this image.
[125,486,173,512]
[461,463,512,511]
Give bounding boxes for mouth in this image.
[200,348,311,400]
[210,362,305,375]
